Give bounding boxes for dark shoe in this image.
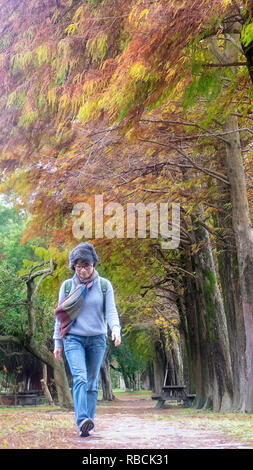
[79,418,94,437]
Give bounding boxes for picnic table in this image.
[152,385,196,408]
[0,390,45,406]
[151,363,196,408]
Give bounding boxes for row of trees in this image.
[0,203,156,406]
[0,1,253,411]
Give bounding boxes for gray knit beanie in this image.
[69,242,99,270]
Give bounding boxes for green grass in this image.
[145,406,253,447]
[98,388,152,400]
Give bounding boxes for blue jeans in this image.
[63,334,106,430]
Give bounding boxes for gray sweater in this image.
[53,276,121,349]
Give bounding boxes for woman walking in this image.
[53,242,121,437]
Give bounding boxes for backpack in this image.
[64,277,108,318]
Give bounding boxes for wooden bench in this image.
[17,394,40,406]
[152,385,196,408]
[0,391,45,406]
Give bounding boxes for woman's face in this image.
[74,259,94,280]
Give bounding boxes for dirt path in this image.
[0,393,252,449]
[80,395,251,449]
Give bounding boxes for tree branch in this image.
[0,335,20,344]
[22,259,56,338]
[225,33,244,54]
[139,118,230,144]
[138,138,230,185]
[208,36,227,64]
[202,61,247,67]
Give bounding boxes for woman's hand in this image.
[112,327,121,347]
[54,348,63,361]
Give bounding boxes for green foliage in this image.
[0,33,12,51]
[0,261,26,338]
[18,109,39,128]
[129,329,155,361]
[87,33,108,62]
[6,89,27,110]
[241,21,253,47]
[10,50,34,70]
[35,45,52,67]
[20,244,70,301]
[203,268,217,341]
[0,202,35,270]
[182,71,222,110]
[113,333,150,389]
[87,0,100,6]
[0,200,69,345]
[33,293,56,344]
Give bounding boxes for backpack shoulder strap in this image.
[64,279,72,297]
[100,278,108,318]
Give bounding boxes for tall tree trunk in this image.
[192,219,234,411]
[152,340,166,393]
[100,347,115,401]
[25,338,73,408]
[41,363,54,405]
[216,242,246,410]
[223,113,253,412]
[211,23,253,412]
[22,260,73,409]
[176,265,198,395]
[182,275,203,401]
[213,177,247,411]
[178,174,233,409]
[53,360,73,408]
[241,1,253,85]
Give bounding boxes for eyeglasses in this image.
[75,263,93,270]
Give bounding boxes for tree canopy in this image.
[0,0,242,241]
